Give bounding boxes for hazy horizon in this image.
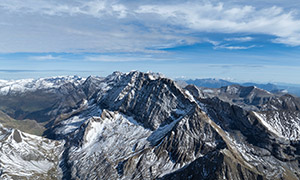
[1,0,300,84]
[1,69,300,86]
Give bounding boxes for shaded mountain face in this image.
[187,84,300,111]
[0,110,45,135]
[0,71,300,179]
[0,76,87,123]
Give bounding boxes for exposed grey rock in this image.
[0,71,300,179]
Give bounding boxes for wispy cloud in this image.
[30,55,59,61]
[204,39,221,46]
[224,37,253,42]
[86,55,142,62]
[137,3,300,46]
[214,44,257,50]
[0,69,38,73]
[0,0,300,53]
[85,54,175,62]
[0,0,128,18]
[0,69,103,73]
[208,64,264,69]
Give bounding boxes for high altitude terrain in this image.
[184,78,300,97]
[0,71,300,179]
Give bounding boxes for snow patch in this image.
[253,112,285,139]
[185,90,196,102]
[0,125,64,178]
[202,89,214,93]
[147,116,183,145]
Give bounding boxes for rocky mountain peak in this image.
[94,71,195,130]
[1,72,300,179]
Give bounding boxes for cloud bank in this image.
[0,0,300,53]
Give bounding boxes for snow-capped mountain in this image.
[185,78,236,89]
[0,76,85,95]
[184,78,286,94]
[0,124,64,179]
[0,75,91,124]
[0,71,300,179]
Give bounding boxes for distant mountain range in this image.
[0,72,300,179]
[183,78,300,96]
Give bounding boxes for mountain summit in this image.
[0,71,300,179]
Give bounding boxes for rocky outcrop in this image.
[1,71,300,179]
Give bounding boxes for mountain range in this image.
[0,71,300,179]
[183,78,300,97]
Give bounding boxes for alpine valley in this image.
[0,71,300,180]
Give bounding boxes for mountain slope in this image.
[0,110,45,135]
[51,71,227,179]
[186,84,300,179]
[0,76,101,134]
[0,72,300,179]
[160,149,264,180]
[0,124,64,179]
[185,78,235,89]
[51,72,300,179]
[184,78,286,94]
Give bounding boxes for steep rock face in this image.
[55,72,227,179]
[186,85,300,179]
[190,84,275,111]
[186,84,300,142]
[47,72,300,179]
[160,150,264,180]
[188,84,300,141]
[1,72,300,180]
[254,111,300,141]
[188,84,300,111]
[80,76,104,99]
[97,71,193,130]
[61,107,225,179]
[0,124,64,179]
[117,105,226,179]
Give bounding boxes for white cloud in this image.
[272,34,300,46]
[86,55,142,62]
[85,54,174,62]
[0,0,128,18]
[224,37,253,42]
[214,45,256,50]
[30,55,59,61]
[0,0,300,53]
[137,3,300,46]
[204,39,221,46]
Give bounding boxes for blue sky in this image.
[0,0,300,84]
